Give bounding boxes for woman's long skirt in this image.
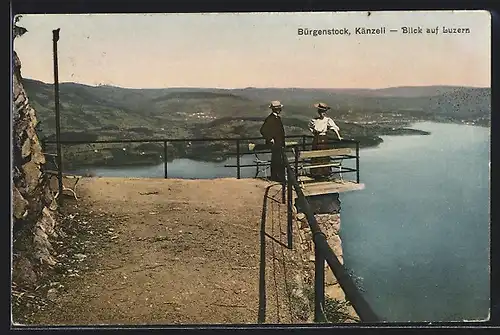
[310,135,331,178]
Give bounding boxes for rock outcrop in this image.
[12,44,58,288]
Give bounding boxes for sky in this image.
[12,11,491,89]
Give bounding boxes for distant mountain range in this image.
[24,78,490,132]
[22,78,490,166]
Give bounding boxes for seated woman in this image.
[308,102,343,180]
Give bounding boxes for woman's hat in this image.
[314,102,331,111]
[269,100,283,109]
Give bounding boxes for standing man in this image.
[308,102,343,179]
[260,101,286,182]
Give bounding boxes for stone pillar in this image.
[315,213,343,285]
[294,193,359,321]
[294,197,343,266]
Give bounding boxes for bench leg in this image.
[63,187,78,201]
[74,178,81,196]
[61,177,80,201]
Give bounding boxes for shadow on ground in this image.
[258,183,301,324]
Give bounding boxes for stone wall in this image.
[293,196,359,321]
[12,48,59,288]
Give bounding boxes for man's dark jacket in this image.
[259,113,285,146]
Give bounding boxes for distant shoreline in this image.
[51,119,491,172]
[61,126,433,171]
[63,120,488,172]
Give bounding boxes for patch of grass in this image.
[302,283,358,323]
[289,283,311,322]
[322,297,357,323]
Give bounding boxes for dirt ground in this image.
[16,177,309,325]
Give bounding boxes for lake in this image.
[68,121,490,323]
[339,121,490,322]
[68,150,282,179]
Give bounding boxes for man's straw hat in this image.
[269,100,283,109]
[314,102,331,111]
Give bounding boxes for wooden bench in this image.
[248,141,298,179]
[296,147,353,187]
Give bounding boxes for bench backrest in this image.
[248,141,298,152]
[299,148,352,160]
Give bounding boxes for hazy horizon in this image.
[13,11,491,89]
[22,76,490,91]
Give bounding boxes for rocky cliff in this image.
[12,44,59,289]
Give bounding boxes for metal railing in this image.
[42,135,360,183]
[280,145,379,323]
